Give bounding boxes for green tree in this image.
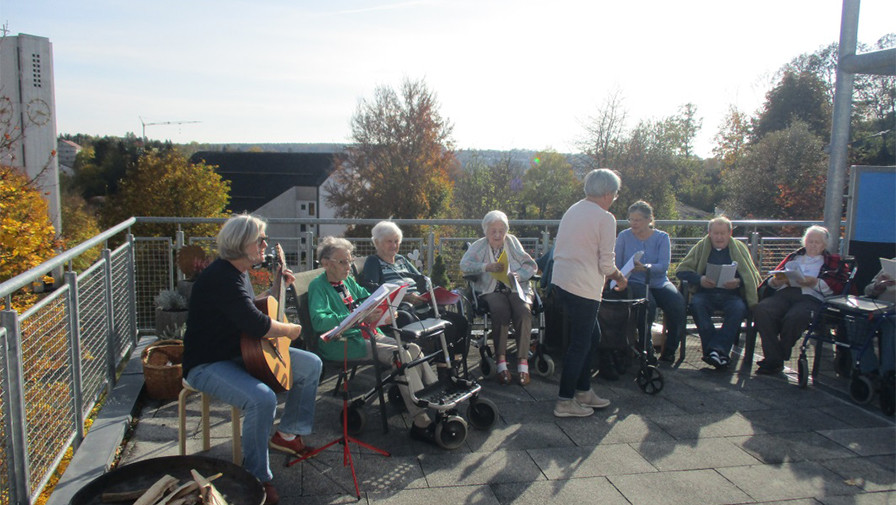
[453,152,526,223]
[520,151,581,220]
[324,78,457,236]
[101,150,230,237]
[723,121,827,219]
[753,70,831,140]
[60,193,102,271]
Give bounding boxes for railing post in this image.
[749,231,760,267]
[1,310,31,505]
[305,231,316,271]
[102,249,116,386]
[426,232,435,276]
[541,230,552,258]
[127,234,139,346]
[65,271,86,450]
[175,230,185,281]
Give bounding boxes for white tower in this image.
[0,33,62,234]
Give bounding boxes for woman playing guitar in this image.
[182,213,321,505]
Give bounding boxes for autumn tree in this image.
[453,152,526,223]
[753,70,831,140]
[0,166,58,287]
[101,150,230,238]
[325,78,457,236]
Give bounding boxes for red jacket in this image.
[760,248,855,296]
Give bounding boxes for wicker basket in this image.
[142,339,185,400]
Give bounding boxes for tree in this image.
[70,134,174,200]
[60,193,102,272]
[753,70,831,140]
[101,150,230,237]
[324,78,458,236]
[722,121,827,219]
[520,151,581,220]
[0,166,58,286]
[576,90,628,175]
[453,152,526,223]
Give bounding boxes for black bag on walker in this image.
[597,288,640,351]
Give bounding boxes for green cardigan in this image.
[675,235,762,308]
[308,273,381,361]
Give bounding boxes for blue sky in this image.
[3,0,894,157]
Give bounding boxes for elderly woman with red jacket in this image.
[754,225,852,374]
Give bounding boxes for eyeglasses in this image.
[256,236,268,246]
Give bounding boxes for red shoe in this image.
[269,432,315,457]
[263,482,280,505]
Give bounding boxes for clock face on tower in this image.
[26,98,51,126]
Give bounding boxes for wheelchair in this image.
[463,274,556,379]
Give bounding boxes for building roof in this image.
[189,151,340,213]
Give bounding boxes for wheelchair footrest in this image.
[413,378,482,409]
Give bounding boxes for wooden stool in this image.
[177,379,242,464]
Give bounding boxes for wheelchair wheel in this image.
[466,397,498,430]
[480,354,496,379]
[435,415,468,450]
[340,403,366,436]
[534,353,555,377]
[636,365,664,395]
[880,373,895,416]
[388,384,406,411]
[850,374,875,405]
[797,356,809,388]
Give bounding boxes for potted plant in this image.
[176,245,210,301]
[154,289,188,338]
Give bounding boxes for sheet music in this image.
[705,261,738,286]
[881,257,896,279]
[611,251,644,289]
[320,282,407,342]
[769,266,805,284]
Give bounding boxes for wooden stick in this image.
[190,470,228,505]
[132,475,179,505]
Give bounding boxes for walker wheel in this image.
[534,353,555,377]
[466,397,499,430]
[480,355,496,379]
[636,365,664,395]
[340,403,366,436]
[435,415,468,450]
[849,375,875,405]
[387,384,406,411]
[797,356,809,388]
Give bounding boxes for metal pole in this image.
[65,271,85,450]
[1,310,31,504]
[427,231,435,276]
[823,0,860,254]
[102,249,116,386]
[127,234,139,346]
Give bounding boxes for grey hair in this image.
[584,168,621,198]
[628,200,655,227]
[217,213,266,260]
[802,225,830,247]
[707,216,733,233]
[371,220,403,246]
[317,236,354,260]
[481,210,509,234]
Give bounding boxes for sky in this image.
[3,0,894,158]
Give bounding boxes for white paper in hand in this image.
[611,251,644,289]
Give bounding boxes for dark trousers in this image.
[754,287,821,364]
[555,285,601,399]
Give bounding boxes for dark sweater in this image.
[182,258,272,377]
[677,247,741,295]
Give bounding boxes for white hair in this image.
[481,210,509,234]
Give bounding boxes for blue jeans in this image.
[555,286,601,399]
[629,281,686,354]
[690,290,748,358]
[186,348,322,482]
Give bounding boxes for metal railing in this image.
[0,216,820,504]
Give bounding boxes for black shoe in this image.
[755,362,784,375]
[702,351,725,369]
[659,351,675,363]
[409,422,436,444]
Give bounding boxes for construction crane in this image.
[139,116,201,142]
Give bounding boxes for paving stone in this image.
[527,444,656,479]
[818,455,896,493]
[819,490,896,504]
[417,450,545,487]
[717,461,862,502]
[633,436,760,471]
[491,476,630,505]
[650,412,765,440]
[817,426,896,456]
[609,468,752,505]
[729,432,859,464]
[556,411,677,446]
[464,420,574,452]
[738,407,853,434]
[367,484,500,504]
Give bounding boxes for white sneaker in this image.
[574,389,611,409]
[553,398,594,418]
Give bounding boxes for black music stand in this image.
[287,284,406,498]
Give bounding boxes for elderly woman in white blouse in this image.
[461,210,538,386]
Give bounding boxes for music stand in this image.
[287,283,407,499]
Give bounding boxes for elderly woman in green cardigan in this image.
[308,236,440,442]
[675,216,761,369]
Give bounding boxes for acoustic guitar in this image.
[240,243,293,392]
